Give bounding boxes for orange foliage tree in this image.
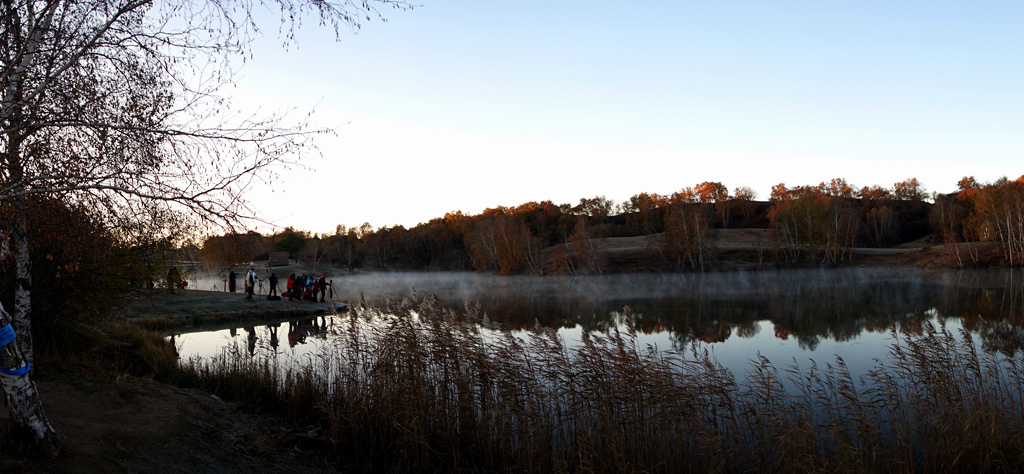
[859,185,897,247]
[893,177,927,201]
[694,181,732,228]
[552,217,606,275]
[464,211,544,274]
[508,200,569,246]
[767,179,862,263]
[661,186,714,270]
[929,176,986,267]
[621,192,667,235]
[767,184,829,263]
[970,177,1024,265]
[730,186,759,225]
[819,178,860,263]
[574,196,615,219]
[931,193,973,267]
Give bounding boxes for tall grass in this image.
[174,293,1024,473]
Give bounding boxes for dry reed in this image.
[175,293,1024,473]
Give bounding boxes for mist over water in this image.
[175,267,1024,381]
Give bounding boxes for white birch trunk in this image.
[12,214,34,364]
[0,302,60,457]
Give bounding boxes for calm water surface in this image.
[173,267,1024,379]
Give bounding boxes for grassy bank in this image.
[146,293,1024,473]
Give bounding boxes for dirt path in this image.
[1,372,339,473]
[1,282,350,473]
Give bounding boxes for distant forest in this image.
[199,175,1024,274]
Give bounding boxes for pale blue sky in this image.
[234,1,1024,235]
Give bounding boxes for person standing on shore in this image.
[268,273,279,299]
[318,275,327,302]
[246,267,256,300]
[229,270,236,293]
[296,275,306,300]
[167,267,180,294]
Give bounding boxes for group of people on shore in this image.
[285,273,330,302]
[227,269,330,302]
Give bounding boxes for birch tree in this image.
[861,185,897,248]
[932,192,971,267]
[465,213,543,274]
[693,180,729,228]
[820,178,859,264]
[730,185,758,224]
[661,187,714,270]
[767,184,829,263]
[0,0,408,455]
[554,216,604,275]
[973,177,1024,265]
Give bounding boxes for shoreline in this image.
[124,288,349,330]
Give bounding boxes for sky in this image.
[231,1,1024,236]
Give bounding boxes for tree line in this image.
[200,175,1024,274]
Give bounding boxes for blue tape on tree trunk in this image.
[0,361,29,376]
[0,324,15,347]
[0,325,28,375]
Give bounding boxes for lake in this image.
[172,267,1024,381]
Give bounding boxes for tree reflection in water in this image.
[175,268,1024,364]
[369,268,1024,354]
